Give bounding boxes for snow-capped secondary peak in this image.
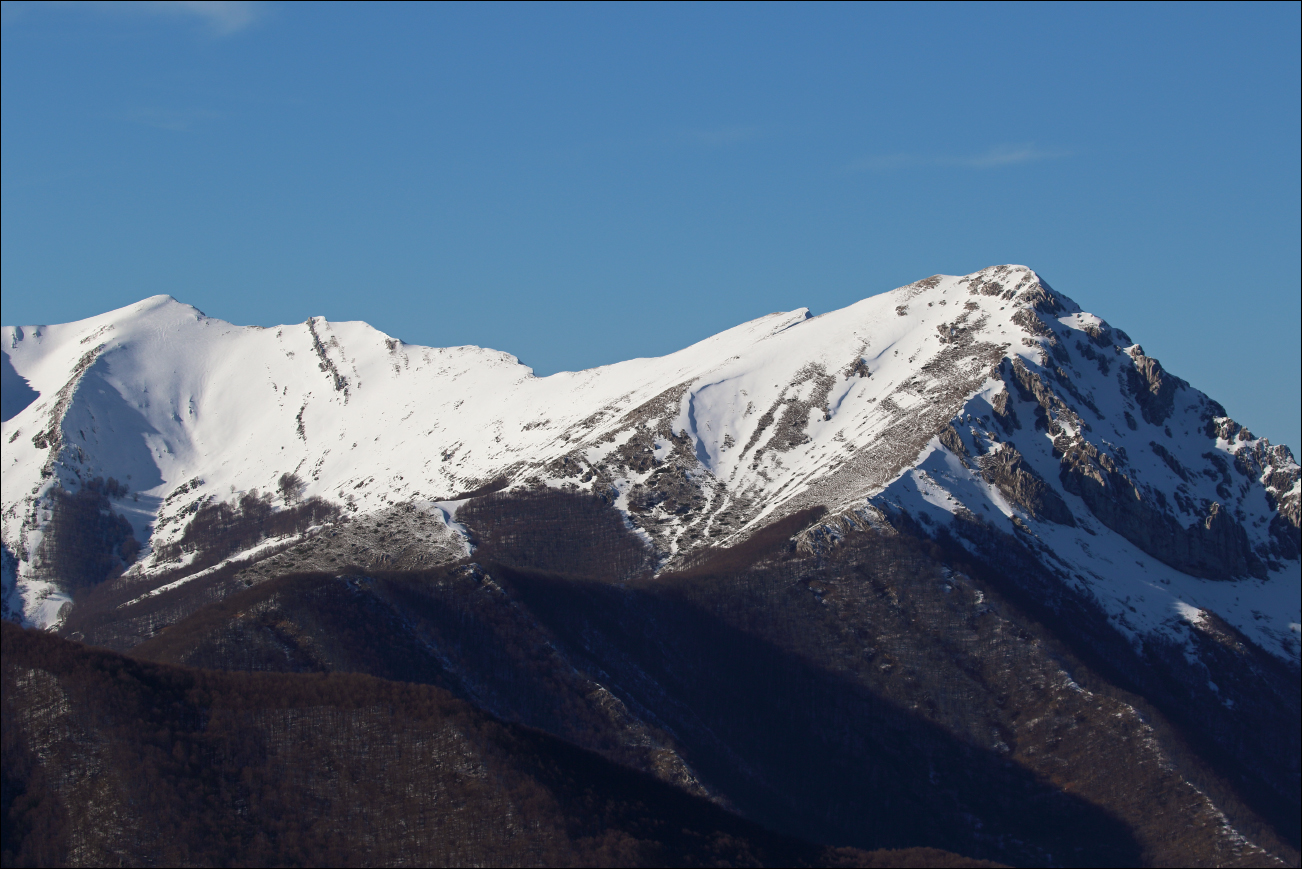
[3,265,1298,666]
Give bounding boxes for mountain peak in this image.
[2,267,1297,673]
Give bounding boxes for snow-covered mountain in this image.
[3,265,1299,664]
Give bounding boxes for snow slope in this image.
[3,266,1298,664]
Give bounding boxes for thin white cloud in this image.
[678,126,760,148]
[20,1,263,36]
[1,2,31,26]
[149,1,259,35]
[850,153,922,171]
[958,143,1065,168]
[121,106,225,131]
[850,143,1068,172]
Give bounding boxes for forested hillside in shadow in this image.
[118,489,1298,867]
[8,489,1297,867]
[2,624,997,868]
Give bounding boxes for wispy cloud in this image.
[1,2,30,26]
[121,106,225,131]
[850,143,1068,172]
[151,1,260,35]
[16,1,264,36]
[959,143,1066,168]
[677,125,760,148]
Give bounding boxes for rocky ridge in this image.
[1,266,1298,665]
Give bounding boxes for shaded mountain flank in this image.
[97,488,1294,867]
[3,623,995,869]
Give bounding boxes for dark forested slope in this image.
[2,623,998,868]
[114,490,1298,867]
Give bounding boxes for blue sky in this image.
[2,1,1299,450]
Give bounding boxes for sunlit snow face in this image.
[2,266,1297,666]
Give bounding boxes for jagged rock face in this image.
[1217,418,1302,558]
[936,322,1280,582]
[1,265,1297,669]
[978,443,1076,526]
[1057,433,1263,579]
[1125,347,1182,426]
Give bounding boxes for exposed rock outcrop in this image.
[979,444,1075,526]
[1124,346,1183,426]
[1215,418,1301,560]
[1057,435,1264,579]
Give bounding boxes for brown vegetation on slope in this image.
[2,623,995,869]
[26,488,1299,867]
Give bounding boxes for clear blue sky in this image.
[3,1,1299,450]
